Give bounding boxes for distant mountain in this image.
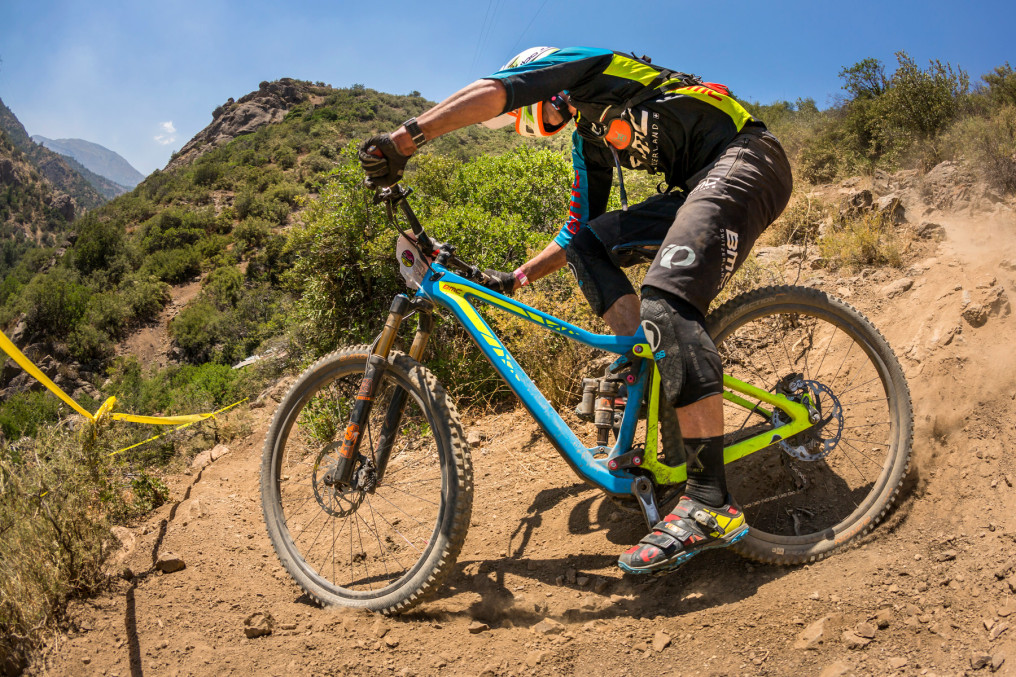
[0,97,105,212]
[32,135,144,188]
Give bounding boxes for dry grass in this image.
[820,210,904,270]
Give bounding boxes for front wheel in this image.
[261,345,473,613]
[708,286,913,565]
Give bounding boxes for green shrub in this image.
[192,161,221,187]
[234,217,272,252]
[169,300,225,363]
[764,193,830,245]
[73,216,127,276]
[141,247,201,284]
[68,322,114,361]
[19,267,91,339]
[121,275,171,324]
[0,390,63,440]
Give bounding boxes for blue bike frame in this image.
[415,263,644,496]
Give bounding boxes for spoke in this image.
[837,397,890,407]
[830,339,856,385]
[840,421,891,431]
[369,500,425,555]
[835,440,871,485]
[384,475,443,488]
[365,496,397,579]
[840,437,889,447]
[839,439,885,467]
[380,483,440,507]
[353,509,371,590]
[837,375,883,399]
[812,321,838,383]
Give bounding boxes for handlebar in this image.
[375,185,490,285]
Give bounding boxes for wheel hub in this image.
[772,379,844,461]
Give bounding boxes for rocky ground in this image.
[30,166,1016,676]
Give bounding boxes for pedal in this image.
[631,476,660,529]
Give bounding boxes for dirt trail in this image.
[38,195,1016,676]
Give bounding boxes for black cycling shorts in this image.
[571,127,793,316]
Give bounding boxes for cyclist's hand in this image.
[481,269,517,296]
[358,134,409,188]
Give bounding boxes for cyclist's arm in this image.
[391,79,507,155]
[507,136,612,291]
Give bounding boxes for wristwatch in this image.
[403,117,427,148]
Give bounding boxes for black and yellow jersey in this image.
[484,47,756,248]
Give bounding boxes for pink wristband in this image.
[513,268,529,286]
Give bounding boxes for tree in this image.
[839,58,888,99]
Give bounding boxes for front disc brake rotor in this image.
[313,441,365,517]
[772,380,844,461]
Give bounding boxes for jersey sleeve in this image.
[484,47,614,113]
[553,132,614,249]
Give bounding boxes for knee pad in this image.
[639,287,723,408]
[565,233,634,318]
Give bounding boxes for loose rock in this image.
[466,432,482,448]
[936,549,958,562]
[526,650,547,667]
[990,622,1008,641]
[881,277,914,298]
[842,630,872,650]
[971,652,992,670]
[468,621,490,634]
[854,621,877,639]
[794,615,834,650]
[156,553,186,574]
[244,611,274,639]
[652,630,671,652]
[887,656,908,669]
[533,618,565,635]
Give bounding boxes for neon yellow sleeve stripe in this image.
[603,54,662,86]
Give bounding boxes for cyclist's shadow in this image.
[433,481,787,624]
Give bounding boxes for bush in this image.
[234,217,272,252]
[169,300,225,363]
[763,193,830,245]
[19,267,91,339]
[820,211,903,269]
[121,275,171,324]
[141,247,201,284]
[0,390,63,440]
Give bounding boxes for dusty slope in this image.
[35,190,1016,677]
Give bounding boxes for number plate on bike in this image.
[396,235,429,289]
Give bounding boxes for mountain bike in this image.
[261,184,913,614]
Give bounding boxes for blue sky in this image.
[1,0,1013,175]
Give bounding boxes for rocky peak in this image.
[166,78,312,170]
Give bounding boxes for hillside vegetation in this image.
[1,55,1015,670]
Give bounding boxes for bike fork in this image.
[328,295,424,486]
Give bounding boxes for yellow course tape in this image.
[0,329,247,453]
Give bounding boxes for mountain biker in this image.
[359,46,793,574]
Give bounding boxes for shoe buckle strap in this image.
[654,520,693,542]
[691,508,722,534]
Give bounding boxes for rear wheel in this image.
[261,345,472,613]
[708,286,912,564]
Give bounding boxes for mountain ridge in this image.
[32,135,144,188]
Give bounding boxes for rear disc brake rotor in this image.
[772,380,843,461]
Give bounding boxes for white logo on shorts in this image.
[660,244,696,269]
